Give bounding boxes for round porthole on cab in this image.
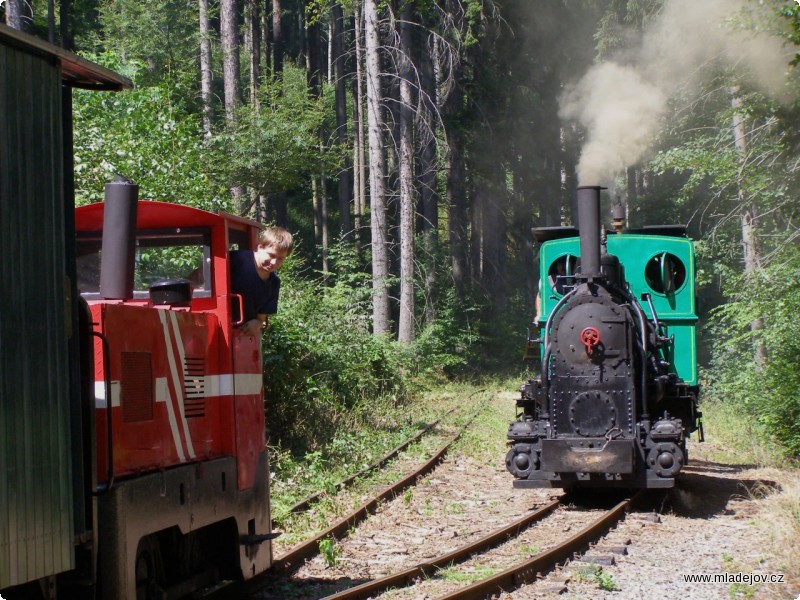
[547,254,579,296]
[644,252,686,295]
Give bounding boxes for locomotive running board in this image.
[540,439,634,474]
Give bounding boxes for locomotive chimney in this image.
[99,175,139,300]
[576,185,604,278]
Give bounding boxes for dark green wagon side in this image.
[0,24,129,591]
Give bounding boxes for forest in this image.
[3,0,799,457]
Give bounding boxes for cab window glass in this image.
[644,252,686,294]
[547,255,579,296]
[77,229,212,299]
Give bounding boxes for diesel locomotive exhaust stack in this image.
[576,185,604,278]
[99,175,139,300]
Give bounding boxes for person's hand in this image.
[241,318,264,337]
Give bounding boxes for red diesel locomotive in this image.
[72,181,275,597]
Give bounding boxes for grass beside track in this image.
[698,400,800,588]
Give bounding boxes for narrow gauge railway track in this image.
[245,400,488,596]
[319,492,643,600]
[277,405,460,519]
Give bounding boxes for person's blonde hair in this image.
[258,226,294,255]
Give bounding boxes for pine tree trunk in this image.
[221,0,246,212]
[397,4,416,343]
[731,92,767,366]
[60,0,73,50]
[5,0,22,30]
[272,0,284,78]
[352,7,367,247]
[199,0,214,139]
[365,0,391,335]
[444,67,468,300]
[418,29,438,325]
[306,13,330,275]
[332,3,352,239]
[47,0,56,43]
[262,1,271,79]
[245,0,261,107]
[221,0,242,122]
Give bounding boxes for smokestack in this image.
[576,186,604,278]
[99,175,139,300]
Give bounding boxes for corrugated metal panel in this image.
[0,42,75,588]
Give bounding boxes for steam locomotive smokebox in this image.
[149,279,192,306]
[99,175,139,299]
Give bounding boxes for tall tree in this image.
[352,4,368,245]
[443,61,468,300]
[306,6,329,273]
[221,0,243,122]
[47,0,56,43]
[220,0,246,211]
[199,0,214,139]
[364,0,391,335]
[397,2,416,343]
[245,0,262,106]
[4,0,23,30]
[60,0,73,49]
[272,0,284,78]
[332,2,352,238]
[417,26,438,325]
[731,91,767,366]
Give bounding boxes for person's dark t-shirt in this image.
[230,249,281,322]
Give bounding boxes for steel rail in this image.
[435,492,641,600]
[266,405,486,576]
[321,498,562,600]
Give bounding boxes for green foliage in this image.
[318,537,341,568]
[647,75,800,456]
[262,249,408,451]
[97,0,200,89]
[703,243,800,455]
[223,65,343,198]
[73,53,229,210]
[262,240,483,452]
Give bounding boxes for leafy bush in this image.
[703,243,800,456]
[262,248,406,452]
[262,243,482,453]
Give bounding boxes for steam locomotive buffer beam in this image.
[540,439,633,474]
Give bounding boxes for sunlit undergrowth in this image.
[261,245,486,452]
[701,243,800,459]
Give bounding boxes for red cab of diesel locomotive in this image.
[74,199,274,595]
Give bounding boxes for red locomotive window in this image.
[77,228,212,299]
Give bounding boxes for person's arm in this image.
[241,314,268,336]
